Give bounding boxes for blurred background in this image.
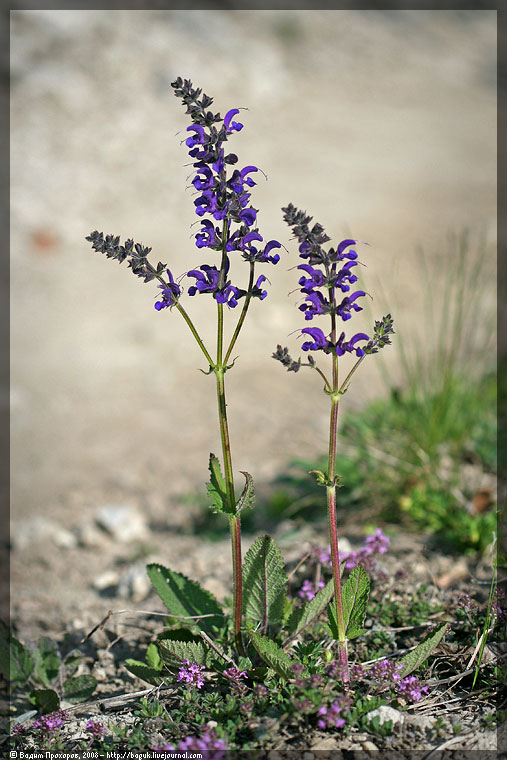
[10,10,497,632]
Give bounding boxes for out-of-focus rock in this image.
[93,570,119,591]
[117,563,152,601]
[11,516,77,550]
[95,505,149,543]
[366,705,405,727]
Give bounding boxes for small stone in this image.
[362,741,379,751]
[117,563,151,601]
[92,571,119,591]
[77,523,109,548]
[11,516,76,550]
[310,737,339,750]
[366,705,405,727]
[95,505,148,543]
[206,720,218,729]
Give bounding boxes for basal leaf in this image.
[5,636,35,685]
[400,622,448,677]
[157,628,202,644]
[125,659,165,686]
[249,632,297,679]
[285,577,335,643]
[206,453,231,514]
[242,535,287,633]
[158,639,208,669]
[33,638,60,687]
[28,688,60,714]
[327,602,339,640]
[146,564,223,633]
[63,674,97,704]
[236,471,255,513]
[343,565,369,640]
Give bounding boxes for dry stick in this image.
[81,609,225,643]
[422,734,471,759]
[466,626,493,669]
[287,551,312,582]
[199,631,236,666]
[63,686,178,715]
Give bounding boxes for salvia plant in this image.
[81,77,450,731]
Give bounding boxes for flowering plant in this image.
[81,78,451,747]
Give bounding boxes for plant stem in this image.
[176,303,214,367]
[214,217,246,657]
[224,262,255,367]
[327,314,349,682]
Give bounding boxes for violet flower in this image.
[172,77,281,307]
[177,658,206,689]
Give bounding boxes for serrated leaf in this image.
[157,628,202,644]
[285,577,335,643]
[63,674,97,704]
[158,639,208,669]
[242,535,287,633]
[206,453,231,514]
[125,659,165,686]
[327,566,369,641]
[400,622,448,677]
[146,564,223,633]
[249,632,297,679]
[28,688,60,714]
[343,565,369,639]
[145,643,162,671]
[236,471,255,513]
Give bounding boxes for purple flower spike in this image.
[239,208,257,227]
[177,658,206,690]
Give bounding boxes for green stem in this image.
[175,303,214,367]
[214,217,246,657]
[224,263,255,367]
[327,313,349,682]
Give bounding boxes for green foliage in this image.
[158,637,208,669]
[242,535,287,632]
[206,452,230,514]
[285,577,335,641]
[33,638,60,687]
[62,674,98,703]
[400,485,496,554]
[124,659,165,686]
[28,688,59,714]
[328,566,369,641]
[400,622,448,677]
[343,565,370,639]
[248,632,297,679]
[146,563,223,632]
[0,621,34,686]
[236,471,255,513]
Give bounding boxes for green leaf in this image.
[146,564,223,633]
[236,471,255,513]
[145,643,162,671]
[242,535,287,632]
[2,635,35,685]
[285,577,335,641]
[28,688,60,714]
[125,660,165,686]
[33,638,60,687]
[157,628,202,644]
[206,453,231,514]
[327,566,369,641]
[249,632,297,679]
[158,639,208,669]
[343,565,370,639]
[400,622,448,677]
[63,674,97,704]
